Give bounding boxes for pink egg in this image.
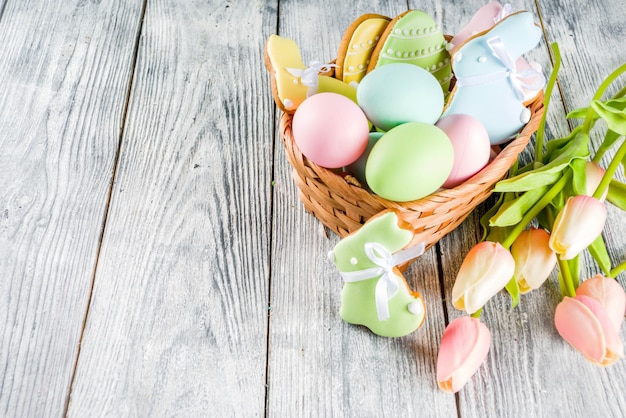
[435,114,490,188]
[292,92,369,168]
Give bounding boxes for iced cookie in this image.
[328,210,427,337]
[449,2,544,104]
[264,34,357,112]
[336,13,391,86]
[442,11,543,145]
[367,10,452,93]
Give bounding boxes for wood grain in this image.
[66,1,277,416]
[0,1,143,416]
[1,0,624,417]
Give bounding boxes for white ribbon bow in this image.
[494,3,513,23]
[455,35,545,101]
[339,242,426,321]
[286,61,338,97]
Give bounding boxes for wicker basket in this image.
[280,81,544,250]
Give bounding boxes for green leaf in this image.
[480,193,505,240]
[505,276,520,308]
[588,234,612,276]
[545,126,583,162]
[495,134,589,192]
[568,96,626,120]
[570,158,587,196]
[567,256,580,289]
[607,179,626,210]
[489,186,548,226]
[566,106,595,120]
[591,100,626,135]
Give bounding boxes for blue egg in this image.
[344,132,384,186]
[357,63,444,131]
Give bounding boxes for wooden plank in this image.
[267,1,460,416]
[0,1,143,417]
[437,0,626,416]
[65,1,277,416]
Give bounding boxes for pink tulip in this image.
[585,161,608,201]
[549,196,607,260]
[576,274,625,331]
[437,317,491,393]
[452,241,515,314]
[511,227,557,294]
[554,295,624,366]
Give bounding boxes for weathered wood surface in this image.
[0,1,143,417]
[65,0,276,416]
[0,0,624,417]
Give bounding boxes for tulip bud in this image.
[585,161,608,201]
[452,241,515,314]
[437,317,491,393]
[554,295,624,366]
[549,196,606,260]
[511,227,557,294]
[576,274,625,331]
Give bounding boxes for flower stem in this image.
[593,139,626,200]
[581,62,626,135]
[558,256,576,297]
[501,169,573,249]
[535,42,561,163]
[609,260,626,278]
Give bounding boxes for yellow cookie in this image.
[336,14,391,86]
[264,34,357,113]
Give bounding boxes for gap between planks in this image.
[62,0,149,415]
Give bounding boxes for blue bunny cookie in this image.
[328,210,426,337]
[442,11,544,145]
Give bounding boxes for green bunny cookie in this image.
[328,210,426,337]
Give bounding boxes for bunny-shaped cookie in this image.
[442,11,543,144]
[328,210,426,337]
[264,34,357,112]
[448,2,544,104]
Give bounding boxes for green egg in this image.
[365,122,453,202]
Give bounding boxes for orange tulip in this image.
[510,227,557,294]
[437,317,491,393]
[452,241,515,314]
[554,295,624,366]
[549,196,606,260]
[576,274,625,332]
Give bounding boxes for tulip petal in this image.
[576,295,624,365]
[511,228,556,293]
[577,275,626,332]
[452,242,515,314]
[554,296,624,366]
[549,196,607,260]
[437,317,491,393]
[585,161,608,201]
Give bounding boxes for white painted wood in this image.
[0,1,143,417]
[0,0,624,417]
[66,1,276,416]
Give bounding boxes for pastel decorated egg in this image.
[357,63,444,132]
[436,114,491,188]
[344,132,383,186]
[292,92,370,168]
[366,122,453,201]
